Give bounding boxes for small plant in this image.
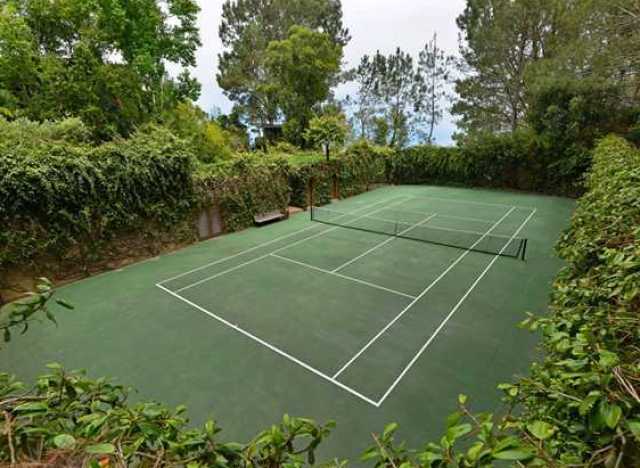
[0,277,73,346]
[304,114,349,161]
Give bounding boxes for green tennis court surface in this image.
[1,185,575,461]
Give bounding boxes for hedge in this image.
[390,130,585,195]
[0,125,197,272]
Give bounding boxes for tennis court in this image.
[1,185,575,460]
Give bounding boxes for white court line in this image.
[316,205,494,226]
[270,254,416,300]
[315,207,521,242]
[158,196,403,286]
[376,208,537,405]
[175,197,411,293]
[389,208,496,225]
[332,213,438,273]
[404,194,535,211]
[156,283,380,407]
[331,206,517,380]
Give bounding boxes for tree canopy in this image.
[0,0,201,139]
[265,26,343,146]
[452,0,640,136]
[217,0,349,129]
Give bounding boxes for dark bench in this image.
[254,210,287,226]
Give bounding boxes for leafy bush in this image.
[366,135,640,466]
[160,102,233,163]
[460,129,543,191]
[0,117,93,146]
[389,129,584,195]
[288,160,334,208]
[387,145,466,185]
[270,141,300,154]
[338,142,389,197]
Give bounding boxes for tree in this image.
[265,26,343,146]
[416,33,453,144]
[161,102,233,163]
[352,48,420,148]
[343,58,380,140]
[304,113,348,160]
[452,0,558,134]
[217,0,349,128]
[526,75,627,179]
[452,0,640,138]
[0,0,201,139]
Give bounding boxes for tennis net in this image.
[311,206,528,260]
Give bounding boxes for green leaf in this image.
[14,402,48,412]
[493,449,534,461]
[446,411,463,428]
[627,420,640,441]
[598,350,619,369]
[85,443,116,454]
[54,434,76,449]
[445,423,472,442]
[458,394,468,405]
[604,404,622,429]
[55,299,75,310]
[527,421,556,440]
[382,422,398,439]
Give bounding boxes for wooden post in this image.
[309,177,315,210]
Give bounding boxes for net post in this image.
[521,239,528,261]
[311,206,315,222]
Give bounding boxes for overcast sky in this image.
[189,0,467,145]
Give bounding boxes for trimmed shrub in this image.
[388,145,466,185]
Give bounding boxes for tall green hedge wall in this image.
[510,134,640,465]
[0,126,197,271]
[1,120,591,279]
[389,130,586,195]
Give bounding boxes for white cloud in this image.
[187,0,466,144]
